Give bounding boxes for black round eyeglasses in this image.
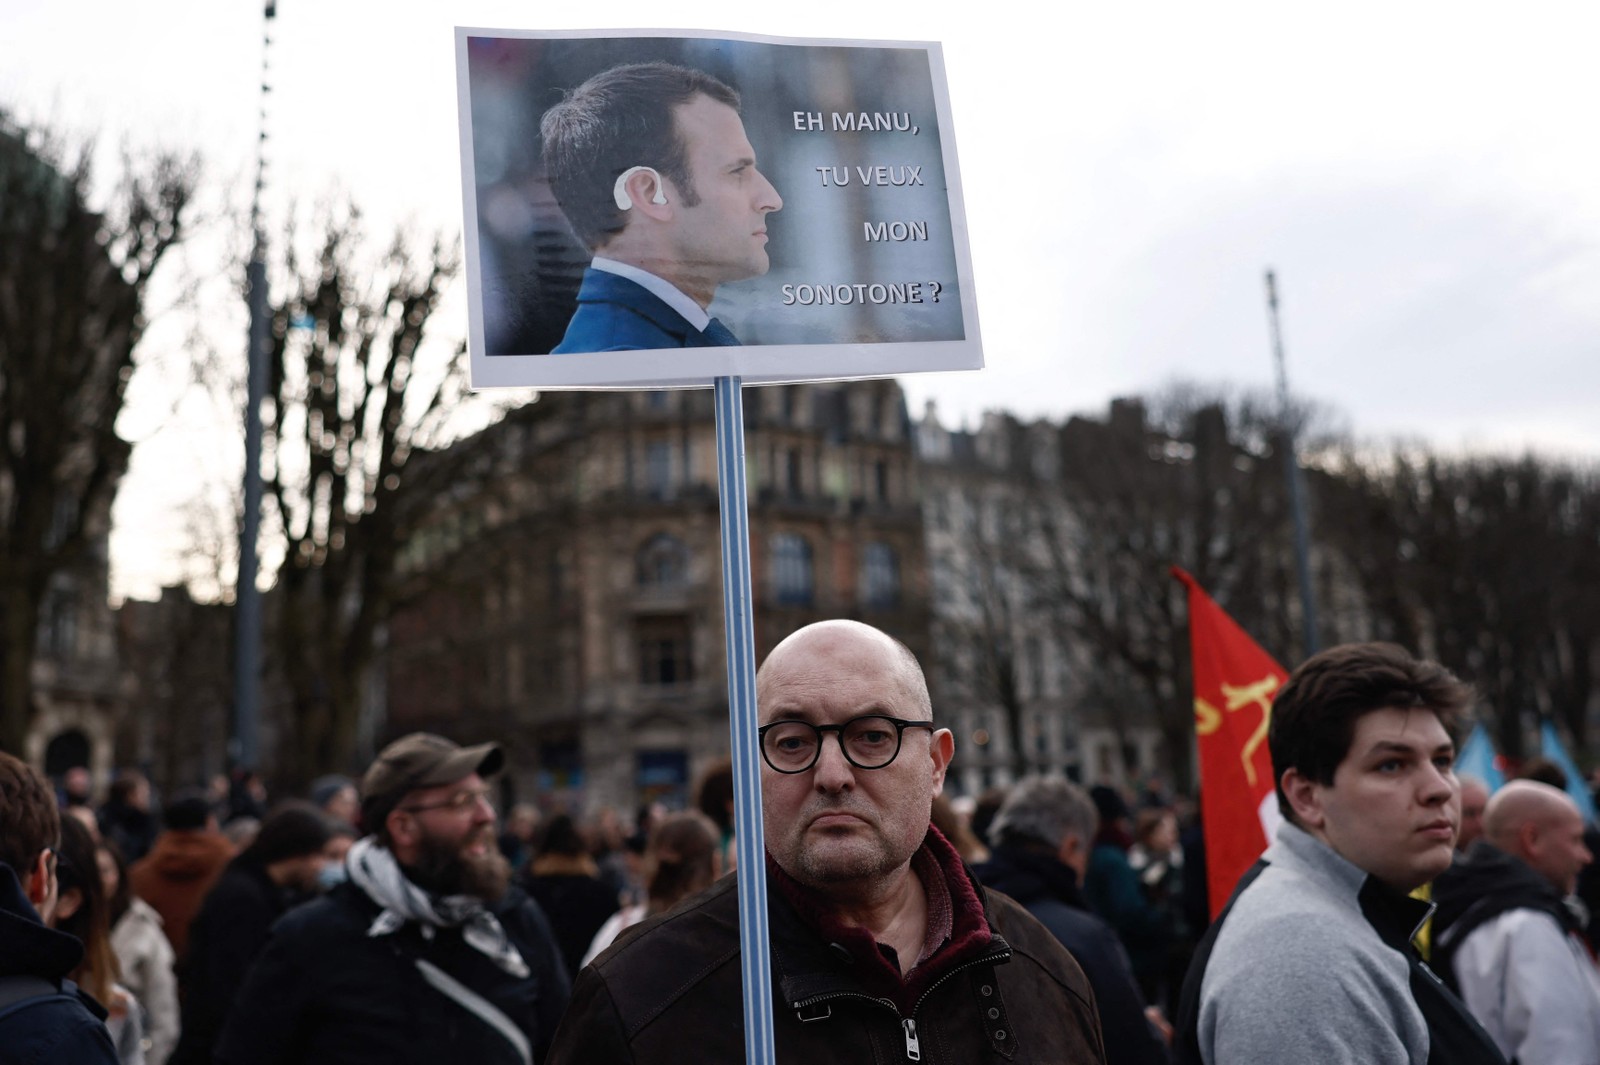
[757,715,936,774]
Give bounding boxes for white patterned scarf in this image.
[345,836,529,977]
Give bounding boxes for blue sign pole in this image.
[713,375,776,1064]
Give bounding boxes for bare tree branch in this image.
[0,113,198,752]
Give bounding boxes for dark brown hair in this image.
[108,769,147,807]
[1133,808,1177,849]
[1514,756,1569,791]
[540,62,741,250]
[931,793,988,863]
[694,757,735,835]
[55,814,119,1004]
[240,802,334,867]
[645,811,718,915]
[0,751,60,876]
[1270,642,1472,821]
[534,813,588,858]
[98,836,133,926]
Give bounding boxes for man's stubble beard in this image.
[792,836,903,887]
[784,798,912,888]
[407,825,511,902]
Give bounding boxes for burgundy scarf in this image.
[767,824,996,1014]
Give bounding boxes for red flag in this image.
[1172,567,1288,919]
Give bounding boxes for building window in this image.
[861,542,900,608]
[929,557,951,603]
[636,533,689,589]
[772,533,814,606]
[874,460,889,503]
[646,442,672,499]
[638,616,693,686]
[548,551,568,606]
[39,588,79,660]
[46,498,79,551]
[785,449,802,497]
[537,739,584,792]
[636,749,690,808]
[1095,740,1116,780]
[1025,636,1045,698]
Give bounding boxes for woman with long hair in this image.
[99,837,179,1065]
[581,810,719,967]
[54,815,146,1063]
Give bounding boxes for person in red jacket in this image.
[127,791,235,963]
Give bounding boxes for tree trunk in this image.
[0,584,40,755]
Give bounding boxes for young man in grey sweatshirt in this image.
[1174,642,1506,1065]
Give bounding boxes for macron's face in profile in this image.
[662,93,782,304]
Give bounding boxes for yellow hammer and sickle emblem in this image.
[1193,677,1280,787]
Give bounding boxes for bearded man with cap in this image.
[215,734,570,1065]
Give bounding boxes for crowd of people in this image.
[2,622,1598,1064]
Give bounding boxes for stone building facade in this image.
[114,587,233,792]
[384,380,929,813]
[26,502,125,788]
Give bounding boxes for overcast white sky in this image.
[4,0,1598,600]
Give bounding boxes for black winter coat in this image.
[169,857,298,1065]
[974,845,1170,1065]
[524,871,619,978]
[214,879,570,1065]
[549,864,1107,1064]
[0,862,117,1065]
[1432,840,1581,992]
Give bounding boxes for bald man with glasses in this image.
[549,620,1106,1064]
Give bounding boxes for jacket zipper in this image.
[790,988,900,1018]
[903,1018,921,1060]
[910,942,1013,1017]
[789,942,1015,1061]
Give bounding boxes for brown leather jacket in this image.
[549,844,1107,1065]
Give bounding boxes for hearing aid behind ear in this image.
[614,166,669,210]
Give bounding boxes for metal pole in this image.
[713,376,776,1065]
[1265,270,1319,656]
[232,2,276,770]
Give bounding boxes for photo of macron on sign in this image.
[455,29,982,389]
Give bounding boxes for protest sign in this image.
[455,29,982,388]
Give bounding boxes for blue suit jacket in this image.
[550,267,738,353]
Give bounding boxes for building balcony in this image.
[627,581,710,615]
